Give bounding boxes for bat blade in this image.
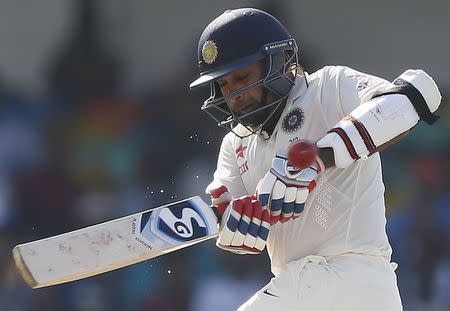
[12,196,218,289]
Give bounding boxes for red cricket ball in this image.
[287,140,318,169]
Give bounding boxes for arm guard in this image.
[317,69,442,168]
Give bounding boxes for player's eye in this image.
[237,73,249,81]
[217,80,226,88]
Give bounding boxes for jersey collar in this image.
[269,73,308,138]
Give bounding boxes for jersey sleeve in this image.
[338,66,391,114]
[206,133,248,198]
[317,67,441,168]
[319,66,391,123]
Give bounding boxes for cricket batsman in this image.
[189,8,442,310]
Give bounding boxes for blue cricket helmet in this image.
[190,8,300,137]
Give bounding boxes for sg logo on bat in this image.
[139,199,211,244]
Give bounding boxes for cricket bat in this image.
[12,196,219,289]
[13,140,327,289]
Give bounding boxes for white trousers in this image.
[238,254,403,311]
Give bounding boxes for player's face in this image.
[217,61,266,116]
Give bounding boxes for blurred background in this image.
[0,0,448,310]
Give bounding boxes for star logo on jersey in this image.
[235,144,249,175]
[235,144,247,159]
[281,108,304,133]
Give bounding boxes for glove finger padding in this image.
[280,186,296,223]
[243,200,261,249]
[256,172,277,207]
[217,196,270,254]
[231,197,253,246]
[218,199,242,246]
[270,181,286,216]
[255,209,270,251]
[293,187,308,218]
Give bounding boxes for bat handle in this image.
[211,206,222,223]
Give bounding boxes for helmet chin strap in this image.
[261,97,287,137]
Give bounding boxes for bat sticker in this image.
[140,199,211,244]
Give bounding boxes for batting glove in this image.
[209,186,270,255]
[257,151,324,225]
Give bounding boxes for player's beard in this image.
[236,101,270,128]
[235,89,280,130]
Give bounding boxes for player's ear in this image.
[258,58,269,77]
[283,51,296,79]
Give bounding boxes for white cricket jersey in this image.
[208,66,394,276]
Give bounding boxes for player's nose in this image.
[228,93,242,105]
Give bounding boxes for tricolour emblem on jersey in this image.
[139,200,210,244]
[282,108,304,133]
[202,40,218,64]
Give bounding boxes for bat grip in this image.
[211,206,222,223]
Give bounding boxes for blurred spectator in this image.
[387,146,450,310]
[48,0,121,105]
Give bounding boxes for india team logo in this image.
[282,108,304,133]
[202,40,219,64]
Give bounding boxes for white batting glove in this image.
[208,186,270,255]
[257,152,324,225]
[218,196,270,254]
